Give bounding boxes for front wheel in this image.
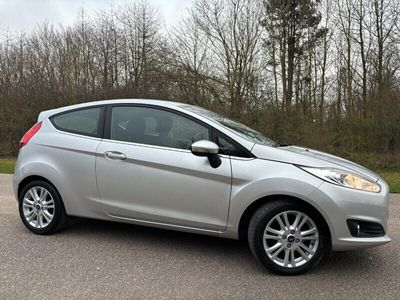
[248,200,330,275]
[19,180,68,234]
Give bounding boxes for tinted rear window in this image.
[50,107,103,137]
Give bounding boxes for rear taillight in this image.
[20,122,42,148]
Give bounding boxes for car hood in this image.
[252,144,379,182]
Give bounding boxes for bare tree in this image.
[0,0,400,158]
[193,0,264,118]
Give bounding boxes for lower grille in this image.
[347,219,385,237]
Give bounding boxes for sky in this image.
[0,0,193,33]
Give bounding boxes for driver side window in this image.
[110,106,210,150]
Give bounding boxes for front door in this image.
[95,105,232,231]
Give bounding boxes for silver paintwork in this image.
[191,140,219,155]
[263,211,319,268]
[13,99,391,252]
[96,139,231,231]
[22,186,55,228]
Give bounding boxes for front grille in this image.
[347,219,385,237]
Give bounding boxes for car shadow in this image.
[62,217,390,276]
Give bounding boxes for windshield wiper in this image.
[274,143,292,147]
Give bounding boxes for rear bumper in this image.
[13,175,18,200]
[308,179,391,251]
[12,151,23,201]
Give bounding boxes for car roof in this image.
[38,99,183,120]
[51,99,182,111]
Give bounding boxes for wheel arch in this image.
[18,175,60,200]
[238,194,332,243]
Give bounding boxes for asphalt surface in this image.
[1,174,399,299]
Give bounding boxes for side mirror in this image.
[191,140,219,156]
[191,140,221,168]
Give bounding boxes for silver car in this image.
[13,99,391,275]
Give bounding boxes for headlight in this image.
[299,167,381,193]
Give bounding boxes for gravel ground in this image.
[1,174,399,299]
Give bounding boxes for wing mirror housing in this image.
[191,140,221,168]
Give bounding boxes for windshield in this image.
[182,105,276,146]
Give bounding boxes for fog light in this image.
[347,220,361,236]
[347,219,385,237]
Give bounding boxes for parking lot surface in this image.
[1,174,399,299]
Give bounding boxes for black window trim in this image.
[104,103,254,158]
[49,105,106,138]
[211,128,254,158]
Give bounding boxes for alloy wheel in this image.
[263,210,319,268]
[22,186,55,229]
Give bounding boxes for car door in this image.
[95,105,232,232]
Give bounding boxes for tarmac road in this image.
[1,174,399,299]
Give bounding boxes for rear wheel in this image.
[248,200,329,275]
[19,180,68,234]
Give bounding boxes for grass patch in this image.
[0,158,16,174]
[379,172,400,193]
[0,156,399,193]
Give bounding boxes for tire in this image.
[18,180,68,235]
[248,200,330,275]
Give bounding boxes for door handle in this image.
[104,151,127,160]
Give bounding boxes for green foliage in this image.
[379,173,400,194]
[335,152,400,172]
[0,158,16,174]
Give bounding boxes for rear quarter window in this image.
[50,107,103,137]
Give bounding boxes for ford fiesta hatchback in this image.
[14,99,391,275]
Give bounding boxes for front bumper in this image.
[309,179,391,251]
